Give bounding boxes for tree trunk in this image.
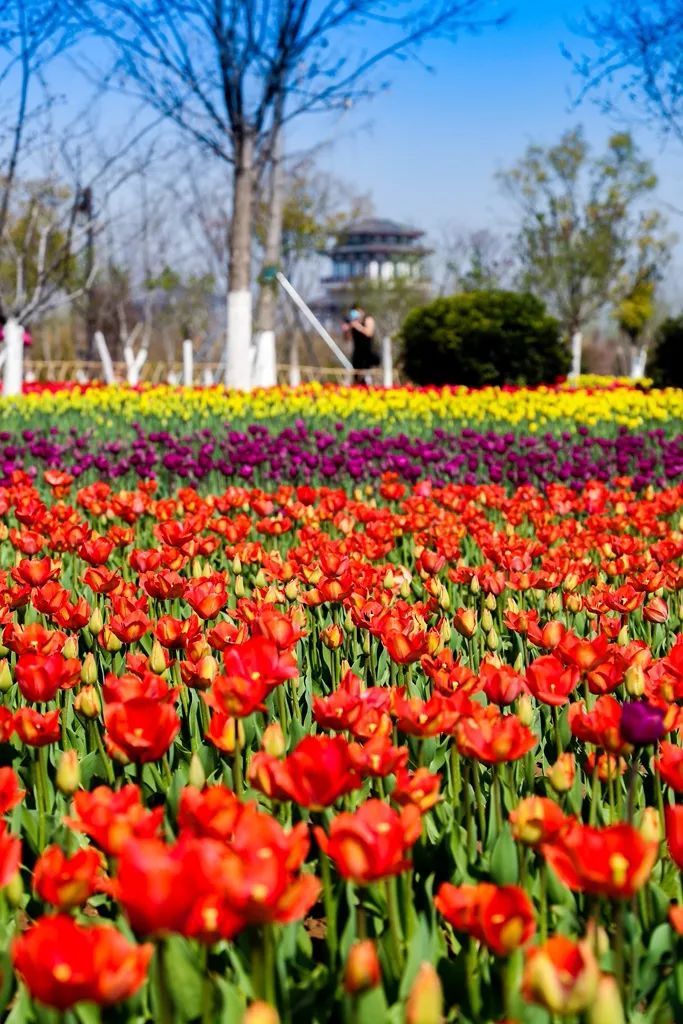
[226,131,255,390]
[253,128,283,388]
[630,343,648,379]
[3,318,24,397]
[570,329,582,379]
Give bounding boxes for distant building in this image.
[315,217,432,323]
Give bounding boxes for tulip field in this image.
[0,379,682,1023]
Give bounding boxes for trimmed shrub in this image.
[400,289,569,386]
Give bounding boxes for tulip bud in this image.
[232,555,242,574]
[484,592,497,611]
[254,569,267,589]
[62,636,79,660]
[101,626,122,652]
[546,753,575,793]
[0,660,12,693]
[149,639,168,675]
[545,592,561,614]
[640,806,661,844]
[56,750,80,796]
[80,652,97,686]
[470,575,481,595]
[405,963,444,1024]
[4,870,23,906]
[242,1002,280,1024]
[321,624,343,650]
[383,570,395,590]
[644,596,668,624]
[584,920,610,959]
[191,558,205,578]
[353,487,363,501]
[565,593,582,614]
[513,652,525,674]
[616,625,629,646]
[400,581,411,599]
[438,587,450,612]
[343,940,381,995]
[234,575,246,598]
[262,722,285,758]
[481,609,494,633]
[586,975,625,1024]
[517,694,534,727]
[453,607,476,639]
[88,607,104,635]
[188,753,206,790]
[362,632,371,655]
[284,579,298,601]
[624,663,645,697]
[74,685,101,719]
[486,627,499,651]
[440,619,451,645]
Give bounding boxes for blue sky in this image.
[289,0,683,281]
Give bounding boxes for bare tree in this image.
[69,0,504,387]
[574,2,683,144]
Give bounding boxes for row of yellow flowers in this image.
[8,378,681,429]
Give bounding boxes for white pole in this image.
[570,330,582,380]
[94,331,115,384]
[226,290,253,390]
[183,339,193,387]
[382,335,393,388]
[3,318,24,396]
[289,334,301,387]
[276,272,352,370]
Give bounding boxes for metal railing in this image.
[22,360,396,388]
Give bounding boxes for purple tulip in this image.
[620,701,666,747]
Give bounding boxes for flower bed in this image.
[0,462,681,1021]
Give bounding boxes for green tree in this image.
[399,289,569,387]
[498,127,671,374]
[647,315,683,388]
[614,276,656,378]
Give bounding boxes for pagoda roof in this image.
[330,242,431,257]
[339,218,423,239]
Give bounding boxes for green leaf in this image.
[490,826,519,885]
[162,936,204,1021]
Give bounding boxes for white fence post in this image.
[382,335,393,388]
[183,339,194,387]
[94,331,115,384]
[3,319,24,396]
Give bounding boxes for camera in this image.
[348,308,360,321]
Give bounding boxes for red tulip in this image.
[315,800,421,884]
[66,784,164,856]
[33,845,105,909]
[12,915,152,1009]
[435,882,536,956]
[542,821,657,898]
[249,735,361,808]
[104,698,180,763]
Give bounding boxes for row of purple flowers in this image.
[5,424,683,490]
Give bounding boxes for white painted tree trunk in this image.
[3,318,24,396]
[94,331,114,384]
[570,330,582,380]
[289,334,300,387]
[630,344,648,379]
[225,289,253,390]
[124,343,147,386]
[382,335,393,388]
[252,329,277,388]
[182,339,193,387]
